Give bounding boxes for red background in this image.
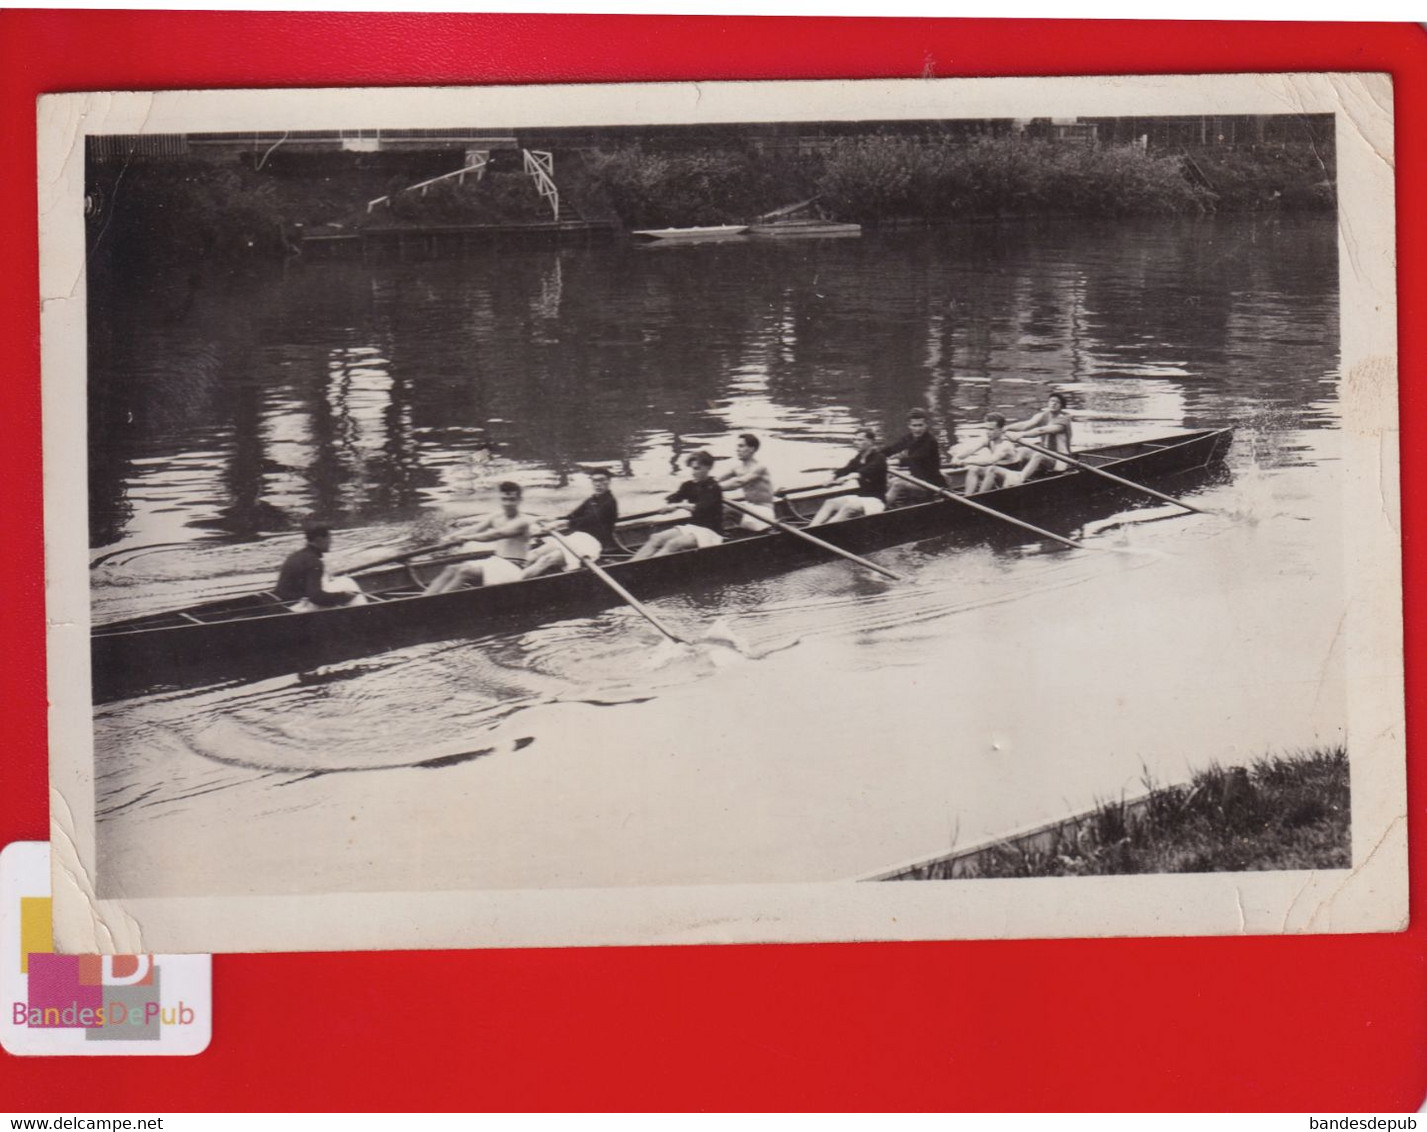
[0,12,1422,1112]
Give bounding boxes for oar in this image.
[541,528,690,646]
[1012,439,1215,516]
[615,480,842,531]
[340,538,474,577]
[887,468,1094,553]
[723,500,902,581]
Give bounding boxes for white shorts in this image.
[291,575,368,614]
[481,555,524,586]
[557,531,602,570]
[676,524,726,549]
[737,502,777,531]
[857,497,887,516]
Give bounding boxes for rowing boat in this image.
[748,220,862,238]
[91,429,1233,700]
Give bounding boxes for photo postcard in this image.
[39,73,1405,954]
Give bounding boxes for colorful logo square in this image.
[1,841,211,1056]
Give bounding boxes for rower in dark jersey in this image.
[808,428,889,525]
[275,524,366,612]
[882,409,946,507]
[522,468,620,579]
[630,451,725,559]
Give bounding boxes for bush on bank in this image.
[818,135,1214,221]
[570,145,821,228]
[1187,143,1337,211]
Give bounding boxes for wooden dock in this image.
[301,219,619,258]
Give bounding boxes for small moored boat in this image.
[632,225,749,241]
[91,429,1233,701]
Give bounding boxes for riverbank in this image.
[88,136,1333,265]
[882,746,1350,880]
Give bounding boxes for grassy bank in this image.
[890,746,1349,880]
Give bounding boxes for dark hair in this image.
[1047,392,1068,410]
[686,451,715,469]
[737,433,761,451]
[855,427,878,442]
[588,467,612,479]
[304,522,332,541]
[984,413,1006,428]
[497,480,523,496]
[907,409,929,423]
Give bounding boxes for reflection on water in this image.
[88,215,1337,551]
[87,213,1345,898]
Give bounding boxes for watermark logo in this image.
[1,842,211,1056]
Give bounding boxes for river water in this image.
[88,214,1344,898]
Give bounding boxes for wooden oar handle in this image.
[723,499,902,581]
[341,538,462,575]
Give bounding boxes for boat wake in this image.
[719,533,1166,656]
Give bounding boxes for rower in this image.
[882,409,946,507]
[521,468,620,579]
[629,451,725,559]
[717,432,777,531]
[423,481,533,593]
[276,523,367,613]
[1001,392,1075,485]
[957,413,1022,494]
[808,428,888,525]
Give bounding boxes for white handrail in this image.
[366,153,489,214]
[522,149,560,222]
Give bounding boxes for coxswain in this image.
[957,413,1022,494]
[629,451,725,559]
[717,432,777,531]
[521,468,620,579]
[882,409,946,507]
[808,428,888,525]
[276,523,367,613]
[423,481,533,593]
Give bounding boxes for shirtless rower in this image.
[957,413,1021,494]
[423,481,533,593]
[808,428,888,525]
[1000,391,1075,485]
[521,468,619,579]
[629,451,725,559]
[717,433,777,531]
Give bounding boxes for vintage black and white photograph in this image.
[41,76,1404,953]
